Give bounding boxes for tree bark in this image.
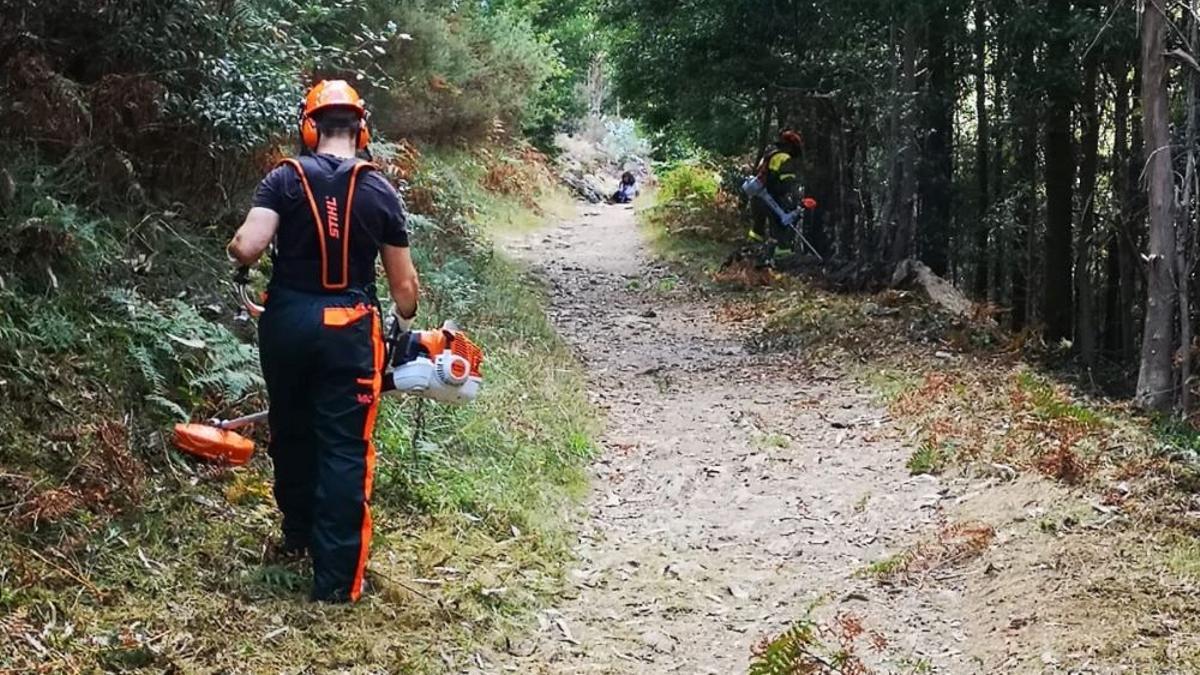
[1076,59,1100,367]
[972,0,991,298]
[876,20,902,260]
[991,70,1007,304]
[1136,1,1178,411]
[1043,0,1076,342]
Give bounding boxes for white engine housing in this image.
[389,355,481,404]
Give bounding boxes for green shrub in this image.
[365,1,558,142]
[658,162,721,206]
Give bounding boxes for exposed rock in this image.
[891,258,976,319]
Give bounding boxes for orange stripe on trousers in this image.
[350,307,384,602]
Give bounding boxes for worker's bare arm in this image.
[381,244,419,320]
[227,207,279,266]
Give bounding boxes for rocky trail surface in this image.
[489,204,1015,674]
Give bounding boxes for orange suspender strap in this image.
[277,158,378,291]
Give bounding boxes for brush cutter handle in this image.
[234,267,265,318]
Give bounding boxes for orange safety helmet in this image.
[298,80,371,151]
[779,129,803,149]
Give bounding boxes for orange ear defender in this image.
[298,79,371,151]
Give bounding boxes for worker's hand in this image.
[390,305,415,333]
[802,197,819,210]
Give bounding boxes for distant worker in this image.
[612,171,638,204]
[750,129,805,259]
[226,80,420,603]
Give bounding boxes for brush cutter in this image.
[172,269,484,466]
[741,176,822,260]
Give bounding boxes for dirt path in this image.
[495,204,976,674]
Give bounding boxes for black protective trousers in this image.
[258,285,383,603]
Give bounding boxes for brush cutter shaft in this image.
[741,176,802,226]
[740,176,823,261]
[210,410,270,431]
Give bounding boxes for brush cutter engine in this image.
[384,318,483,405]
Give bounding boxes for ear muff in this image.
[356,113,371,151]
[301,115,320,150]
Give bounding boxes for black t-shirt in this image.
[252,153,408,292]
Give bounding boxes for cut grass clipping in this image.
[863,521,995,585]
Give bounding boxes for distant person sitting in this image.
[611,172,638,204]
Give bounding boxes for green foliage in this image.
[863,552,909,579]
[492,0,607,144]
[362,1,561,141]
[105,289,263,421]
[3,1,394,150]
[645,161,744,244]
[907,441,952,475]
[658,163,721,206]
[1015,371,1104,428]
[865,369,921,403]
[749,620,821,675]
[1153,415,1200,457]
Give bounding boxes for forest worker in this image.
[749,128,805,259]
[226,80,420,603]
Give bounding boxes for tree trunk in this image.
[1178,1,1198,413]
[1043,0,1076,342]
[1126,60,1147,364]
[889,18,921,264]
[918,5,954,276]
[754,88,775,171]
[840,118,861,258]
[1136,2,1177,411]
[1076,59,1100,367]
[1105,67,1130,357]
[1011,33,1037,330]
[991,71,1007,304]
[876,20,902,260]
[971,0,990,299]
